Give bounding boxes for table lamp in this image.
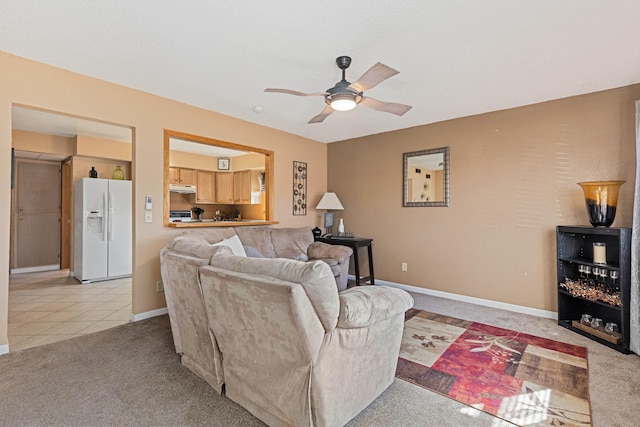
[315,192,344,236]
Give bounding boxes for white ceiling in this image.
[3,1,640,144]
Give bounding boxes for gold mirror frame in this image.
[163,129,275,226]
[403,146,450,207]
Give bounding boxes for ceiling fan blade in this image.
[360,97,413,116]
[264,88,326,97]
[308,105,334,124]
[349,62,399,92]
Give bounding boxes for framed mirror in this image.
[163,129,275,226]
[403,146,450,207]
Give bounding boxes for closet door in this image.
[13,160,61,271]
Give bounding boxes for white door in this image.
[107,179,132,278]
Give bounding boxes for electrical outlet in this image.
[156,280,164,292]
[401,262,408,272]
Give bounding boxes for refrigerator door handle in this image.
[103,192,108,241]
[108,191,115,241]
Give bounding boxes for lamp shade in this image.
[316,192,344,210]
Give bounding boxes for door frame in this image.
[60,158,72,269]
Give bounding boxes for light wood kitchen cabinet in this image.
[196,170,216,203]
[215,172,233,203]
[233,170,251,204]
[169,167,197,185]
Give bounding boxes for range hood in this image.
[169,184,196,194]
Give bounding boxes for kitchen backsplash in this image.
[170,192,266,220]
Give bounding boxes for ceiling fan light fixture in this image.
[265,55,412,123]
[329,94,357,111]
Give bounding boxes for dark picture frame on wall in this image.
[218,158,230,170]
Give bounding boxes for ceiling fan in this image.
[264,56,413,124]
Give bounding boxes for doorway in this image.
[8,105,134,352]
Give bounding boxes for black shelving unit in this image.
[556,226,631,353]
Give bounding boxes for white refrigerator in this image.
[74,178,132,283]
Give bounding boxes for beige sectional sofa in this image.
[159,227,414,427]
[180,226,354,290]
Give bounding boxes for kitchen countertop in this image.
[168,219,279,228]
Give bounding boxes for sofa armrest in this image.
[337,286,414,329]
[308,241,353,263]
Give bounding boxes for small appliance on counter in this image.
[192,207,205,220]
[169,210,194,223]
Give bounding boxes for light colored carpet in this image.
[0,291,638,426]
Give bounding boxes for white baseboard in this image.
[370,278,557,320]
[10,265,60,274]
[0,344,8,355]
[130,307,168,322]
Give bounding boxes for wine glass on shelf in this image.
[599,268,608,282]
[610,270,620,293]
[593,267,600,279]
[578,264,585,278]
[584,265,591,280]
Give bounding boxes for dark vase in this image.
[89,167,98,178]
[577,181,625,227]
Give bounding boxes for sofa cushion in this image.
[243,246,265,258]
[213,234,247,257]
[210,253,339,332]
[185,228,238,244]
[337,286,415,328]
[270,227,314,261]
[235,227,277,258]
[167,234,231,260]
[308,241,352,263]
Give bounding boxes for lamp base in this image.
[323,212,334,236]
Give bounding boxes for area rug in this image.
[396,309,591,426]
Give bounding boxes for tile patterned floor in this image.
[8,269,131,352]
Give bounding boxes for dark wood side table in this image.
[315,236,374,286]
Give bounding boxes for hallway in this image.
[7,269,131,352]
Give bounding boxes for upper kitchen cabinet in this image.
[216,172,234,203]
[233,170,251,204]
[169,167,196,186]
[196,170,216,203]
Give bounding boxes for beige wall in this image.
[13,129,74,155]
[328,84,639,312]
[170,150,216,171]
[0,52,327,348]
[169,150,265,172]
[74,135,132,161]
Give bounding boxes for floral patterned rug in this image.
[396,309,591,426]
